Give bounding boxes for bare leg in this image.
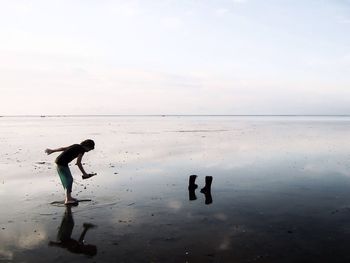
[65,189,77,204]
[200,176,213,193]
[188,175,198,201]
[200,176,213,205]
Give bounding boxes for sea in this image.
[1,115,350,262]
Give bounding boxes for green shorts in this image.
[56,165,73,193]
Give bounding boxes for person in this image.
[45,139,96,205]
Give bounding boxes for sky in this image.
[0,0,350,115]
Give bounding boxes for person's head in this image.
[81,139,95,151]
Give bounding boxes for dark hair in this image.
[81,139,95,150]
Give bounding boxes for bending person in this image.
[45,139,95,205]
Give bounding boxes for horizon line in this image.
[2,114,350,118]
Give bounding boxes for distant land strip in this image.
[2,114,350,118]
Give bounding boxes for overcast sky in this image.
[1,0,350,115]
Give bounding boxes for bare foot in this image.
[65,197,78,205]
[64,200,78,206]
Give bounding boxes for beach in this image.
[1,116,350,262]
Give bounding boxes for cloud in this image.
[232,0,248,3]
[305,54,350,69]
[167,200,183,210]
[0,249,13,261]
[215,8,230,17]
[0,224,47,261]
[161,16,184,30]
[336,15,350,24]
[2,55,350,115]
[0,0,349,115]
[109,1,143,17]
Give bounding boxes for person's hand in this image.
[82,173,97,179]
[45,149,53,155]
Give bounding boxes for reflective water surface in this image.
[1,116,350,262]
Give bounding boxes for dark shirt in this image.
[56,144,86,167]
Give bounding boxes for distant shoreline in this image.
[2,114,350,118]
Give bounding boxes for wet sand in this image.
[1,116,350,262]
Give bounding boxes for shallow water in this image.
[1,116,350,262]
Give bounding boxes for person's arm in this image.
[76,154,97,179]
[76,153,88,176]
[45,146,68,155]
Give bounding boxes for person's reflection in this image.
[188,175,213,205]
[49,206,97,257]
[201,176,213,205]
[188,175,198,201]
